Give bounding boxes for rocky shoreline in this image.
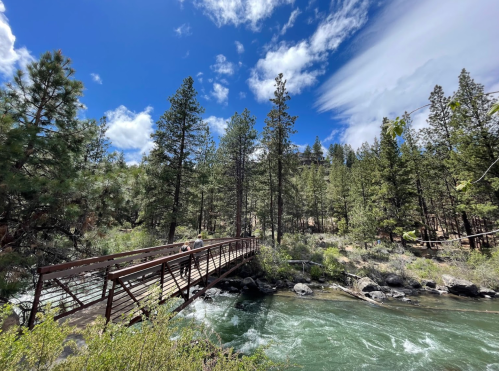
[209,264,497,304]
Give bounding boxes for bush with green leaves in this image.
[0,299,287,371]
[256,245,293,281]
[88,227,162,255]
[407,258,439,280]
[323,248,344,278]
[310,265,323,280]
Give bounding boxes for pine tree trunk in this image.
[277,128,283,245]
[268,155,275,243]
[198,190,204,234]
[168,118,186,244]
[462,211,475,249]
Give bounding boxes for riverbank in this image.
[246,234,499,305]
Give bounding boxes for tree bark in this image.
[168,117,186,244]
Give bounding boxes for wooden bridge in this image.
[28,237,259,329]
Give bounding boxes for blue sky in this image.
[1,0,499,164]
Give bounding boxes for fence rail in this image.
[28,237,235,329]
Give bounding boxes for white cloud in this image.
[0,1,34,77]
[281,8,301,35]
[197,72,203,77]
[105,105,155,160]
[183,50,190,58]
[248,0,369,102]
[174,23,192,36]
[211,54,234,75]
[239,91,246,99]
[219,78,229,85]
[316,0,499,149]
[90,73,102,84]
[195,0,293,31]
[235,40,245,54]
[323,129,340,143]
[204,115,228,135]
[211,82,229,104]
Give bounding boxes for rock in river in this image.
[442,274,478,296]
[241,277,257,289]
[293,283,313,296]
[365,291,386,302]
[479,287,496,297]
[391,290,405,299]
[357,277,381,293]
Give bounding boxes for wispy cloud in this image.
[239,91,246,99]
[235,41,245,54]
[316,0,499,149]
[0,1,34,77]
[174,23,192,37]
[323,129,340,143]
[195,0,293,31]
[248,0,369,102]
[281,8,301,35]
[90,73,102,84]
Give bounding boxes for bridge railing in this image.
[28,237,233,329]
[105,237,258,325]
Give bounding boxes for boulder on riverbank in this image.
[241,277,257,289]
[422,279,436,288]
[256,279,277,294]
[442,274,478,296]
[406,278,422,289]
[365,291,386,302]
[357,277,381,293]
[293,283,313,296]
[385,273,404,287]
[479,287,496,297]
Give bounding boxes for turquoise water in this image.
[180,289,499,370]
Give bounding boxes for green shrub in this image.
[407,258,439,280]
[257,245,293,281]
[323,248,344,278]
[310,265,322,280]
[0,301,287,371]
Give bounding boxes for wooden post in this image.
[28,274,44,330]
[160,263,165,301]
[102,265,110,299]
[105,280,116,324]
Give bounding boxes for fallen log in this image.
[344,272,362,279]
[331,284,382,306]
[287,260,324,267]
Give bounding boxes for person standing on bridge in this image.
[192,234,204,269]
[179,241,191,278]
[193,234,204,249]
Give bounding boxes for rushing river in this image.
[179,289,499,370]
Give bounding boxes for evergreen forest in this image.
[2,51,499,305]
